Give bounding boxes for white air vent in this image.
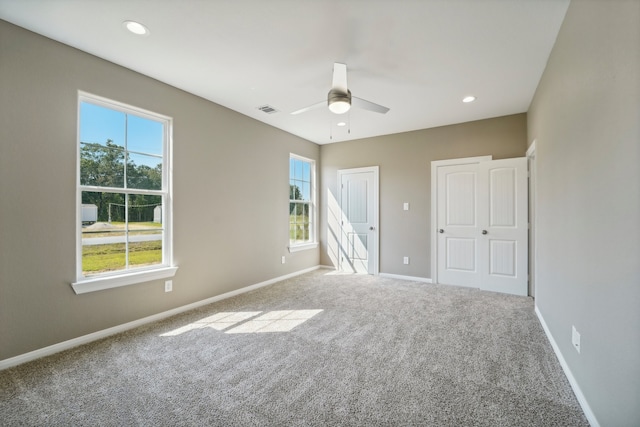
[257,105,278,114]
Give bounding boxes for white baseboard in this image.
[0,265,323,371]
[535,305,600,427]
[379,273,432,283]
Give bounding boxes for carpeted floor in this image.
[0,270,589,426]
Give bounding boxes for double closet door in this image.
[436,158,528,296]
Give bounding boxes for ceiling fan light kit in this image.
[328,88,351,114]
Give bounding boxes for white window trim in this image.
[73,92,176,294]
[288,154,317,251]
[71,266,178,294]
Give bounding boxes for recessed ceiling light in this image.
[337,122,347,127]
[462,96,477,103]
[123,20,150,36]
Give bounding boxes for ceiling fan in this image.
[291,63,390,115]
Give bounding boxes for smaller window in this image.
[289,154,316,250]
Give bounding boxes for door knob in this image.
[482,230,488,235]
[439,229,444,233]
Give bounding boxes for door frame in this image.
[526,141,537,298]
[430,156,492,284]
[338,166,379,275]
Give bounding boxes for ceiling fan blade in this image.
[332,63,348,92]
[290,101,326,115]
[352,97,390,114]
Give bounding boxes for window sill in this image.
[288,242,318,253]
[71,266,178,294]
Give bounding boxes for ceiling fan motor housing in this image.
[328,88,352,114]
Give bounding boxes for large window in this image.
[73,93,175,293]
[289,154,316,251]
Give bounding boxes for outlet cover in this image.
[403,256,410,265]
[165,280,173,293]
[572,325,581,354]
[281,256,286,264]
[403,202,409,211]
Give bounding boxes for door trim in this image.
[430,156,492,285]
[338,166,379,275]
[526,140,537,298]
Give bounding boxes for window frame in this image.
[72,92,176,294]
[288,153,318,252]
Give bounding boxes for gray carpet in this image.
[0,270,589,426]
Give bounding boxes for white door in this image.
[339,167,378,274]
[437,158,528,296]
[437,163,482,287]
[479,158,528,295]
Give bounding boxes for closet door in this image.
[478,158,528,296]
[437,163,481,288]
[436,157,528,296]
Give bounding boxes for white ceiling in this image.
[0,0,569,145]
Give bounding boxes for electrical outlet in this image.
[403,202,409,211]
[572,325,581,354]
[403,256,410,265]
[164,280,173,293]
[281,256,286,264]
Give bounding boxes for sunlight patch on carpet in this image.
[160,309,323,336]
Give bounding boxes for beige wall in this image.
[0,21,319,360]
[527,1,640,425]
[319,114,527,277]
